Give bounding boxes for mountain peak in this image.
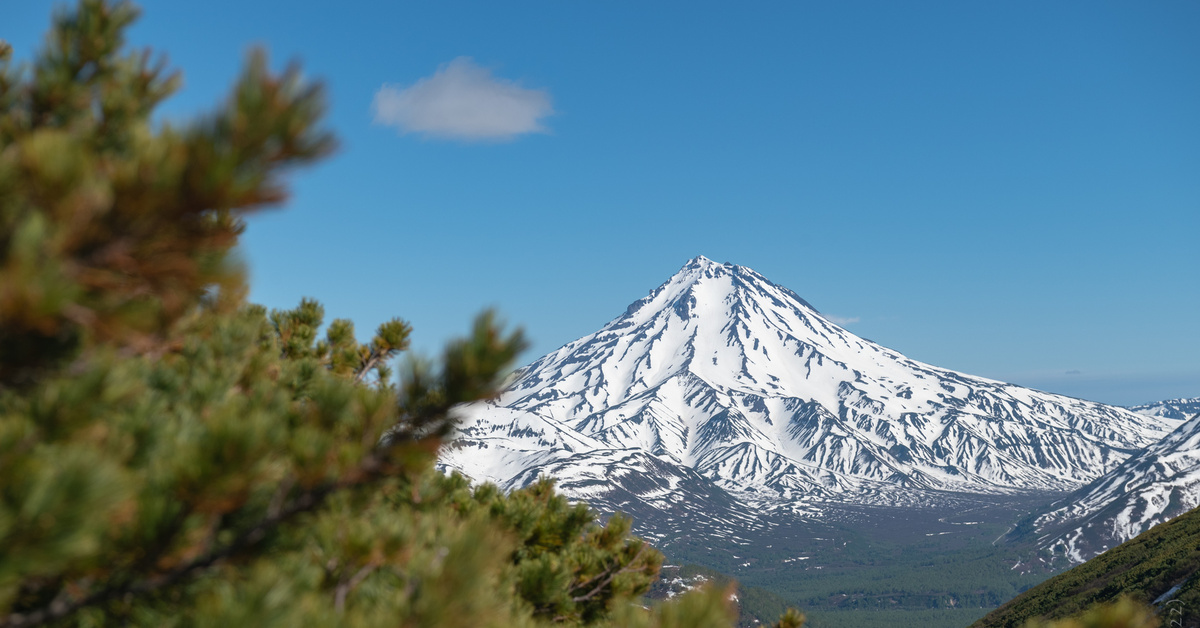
[627,255,804,325]
[660,256,819,321]
[442,257,1180,512]
[677,254,735,280]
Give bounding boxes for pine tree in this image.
[1,2,802,627]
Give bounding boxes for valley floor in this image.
[643,493,1069,628]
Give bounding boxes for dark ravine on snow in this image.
[438,256,1194,626]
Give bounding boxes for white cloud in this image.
[825,314,860,326]
[372,57,553,142]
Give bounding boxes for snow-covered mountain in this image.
[440,256,1179,518]
[1028,411,1200,563]
[1129,397,1200,421]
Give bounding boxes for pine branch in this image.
[569,544,650,604]
[333,561,380,614]
[353,350,384,384]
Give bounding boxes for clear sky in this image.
[6,1,1198,406]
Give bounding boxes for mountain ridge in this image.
[1018,412,1200,563]
[440,256,1178,512]
[1130,397,1200,421]
[436,256,1194,627]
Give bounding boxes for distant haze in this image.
[1004,372,1200,408]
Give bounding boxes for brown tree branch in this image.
[569,544,650,604]
[352,350,383,384]
[333,561,379,614]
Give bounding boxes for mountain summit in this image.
[441,257,1177,516]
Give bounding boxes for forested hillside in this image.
[973,505,1200,628]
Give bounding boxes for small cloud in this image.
[1065,369,1082,376]
[825,315,860,326]
[372,57,553,142]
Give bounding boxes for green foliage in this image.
[772,608,807,628]
[0,289,521,626]
[466,478,660,623]
[0,0,333,387]
[800,607,992,628]
[269,298,410,386]
[0,3,808,628]
[1021,597,1160,628]
[650,563,798,627]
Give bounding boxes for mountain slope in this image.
[440,256,1177,511]
[1021,412,1200,563]
[1130,397,1200,421]
[973,505,1200,628]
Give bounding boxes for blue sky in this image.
[5,1,1198,406]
